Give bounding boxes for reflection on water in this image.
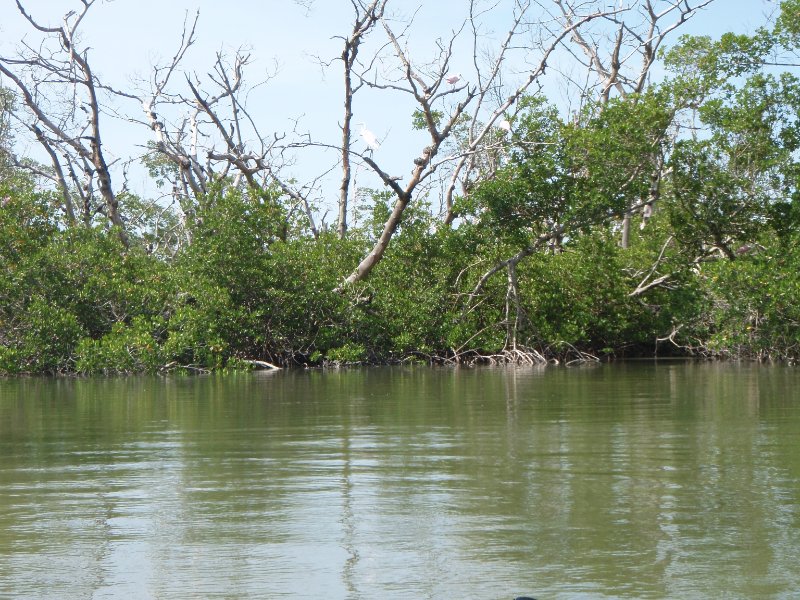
[1,363,799,598]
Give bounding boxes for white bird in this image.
[358,123,380,151]
[445,73,462,85]
[498,119,512,132]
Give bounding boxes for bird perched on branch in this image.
[358,123,380,151]
[446,72,462,85]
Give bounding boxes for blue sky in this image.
[0,0,781,213]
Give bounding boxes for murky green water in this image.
[1,363,799,599]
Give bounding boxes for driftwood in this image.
[240,359,282,370]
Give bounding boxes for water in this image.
[1,363,799,599]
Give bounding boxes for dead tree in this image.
[552,0,715,246]
[441,0,569,225]
[0,0,129,247]
[132,12,320,242]
[450,1,717,355]
[338,16,474,285]
[336,0,388,239]
[556,0,715,102]
[336,0,616,286]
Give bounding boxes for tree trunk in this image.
[621,210,631,249]
[343,192,410,285]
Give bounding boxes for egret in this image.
[358,123,380,151]
[498,119,512,132]
[445,72,462,85]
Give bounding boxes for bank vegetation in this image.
[1,0,798,374]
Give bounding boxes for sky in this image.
[0,0,781,217]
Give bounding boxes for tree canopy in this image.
[1,0,799,374]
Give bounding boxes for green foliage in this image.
[699,234,800,360]
[566,92,674,229]
[0,181,77,373]
[473,93,674,247]
[666,61,800,258]
[173,186,361,363]
[0,177,57,259]
[668,139,765,257]
[141,141,180,190]
[2,298,84,374]
[775,0,800,46]
[48,229,173,339]
[0,189,175,374]
[326,342,367,364]
[508,228,695,357]
[473,97,570,243]
[118,191,184,258]
[411,108,444,130]
[520,234,628,350]
[3,7,800,373]
[354,188,395,241]
[368,212,462,357]
[256,234,360,359]
[75,317,166,374]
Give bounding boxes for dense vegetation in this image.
[1,1,798,374]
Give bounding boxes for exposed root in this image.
[447,343,599,366]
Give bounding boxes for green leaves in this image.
[666,71,799,257]
[473,91,672,244]
[2,4,800,372]
[668,139,764,258]
[411,108,444,131]
[75,317,167,374]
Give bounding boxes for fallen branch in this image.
[240,359,282,370]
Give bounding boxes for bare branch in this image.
[337,0,388,239]
[2,1,129,246]
[629,235,675,297]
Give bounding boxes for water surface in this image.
[1,363,799,598]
